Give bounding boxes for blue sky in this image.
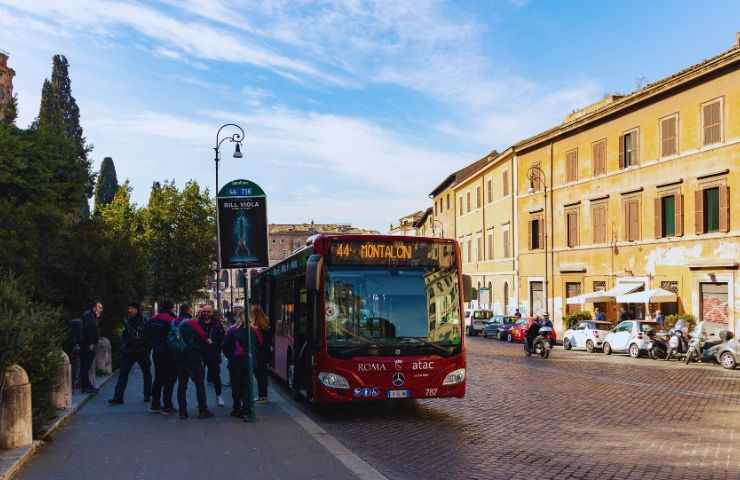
[1,1,738,231]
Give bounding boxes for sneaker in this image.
[108,398,124,405]
[161,407,175,416]
[149,405,161,414]
[217,396,225,407]
[198,410,215,419]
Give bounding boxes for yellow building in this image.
[452,149,517,313]
[515,36,740,334]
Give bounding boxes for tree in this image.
[141,180,215,302]
[1,93,18,126]
[34,55,93,217]
[94,157,119,212]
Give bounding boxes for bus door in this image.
[293,276,315,397]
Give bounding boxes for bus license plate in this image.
[387,389,410,399]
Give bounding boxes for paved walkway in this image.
[16,364,359,480]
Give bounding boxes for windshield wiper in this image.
[398,337,451,356]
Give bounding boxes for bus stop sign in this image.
[217,179,268,269]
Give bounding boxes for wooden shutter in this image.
[528,220,533,250]
[574,210,580,246]
[566,150,577,182]
[623,201,629,240]
[632,201,640,240]
[719,185,730,232]
[661,117,677,157]
[694,189,704,235]
[675,193,683,236]
[632,131,639,165]
[503,171,509,196]
[703,101,721,145]
[503,230,509,257]
[618,134,625,169]
[592,206,601,244]
[538,215,545,250]
[592,141,605,176]
[654,197,662,238]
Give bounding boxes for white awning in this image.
[617,288,677,304]
[567,282,644,304]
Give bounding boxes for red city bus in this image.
[251,234,469,404]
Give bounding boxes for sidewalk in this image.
[12,365,373,480]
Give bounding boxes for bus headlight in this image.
[318,372,350,390]
[442,368,466,386]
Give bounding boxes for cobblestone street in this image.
[301,337,740,480]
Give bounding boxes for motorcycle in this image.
[685,325,725,364]
[646,330,668,360]
[665,328,688,361]
[525,326,553,359]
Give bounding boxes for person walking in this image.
[175,305,213,419]
[223,311,256,420]
[146,301,177,415]
[251,305,271,404]
[80,301,102,394]
[110,303,152,405]
[201,306,226,407]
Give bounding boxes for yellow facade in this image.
[420,37,740,335]
[516,44,740,334]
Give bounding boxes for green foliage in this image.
[564,310,593,329]
[0,273,65,434]
[94,157,119,212]
[664,313,696,331]
[141,180,215,302]
[1,93,18,126]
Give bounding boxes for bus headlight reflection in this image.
[318,372,350,389]
[442,368,466,386]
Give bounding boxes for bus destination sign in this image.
[329,239,453,267]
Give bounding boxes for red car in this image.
[509,318,558,345]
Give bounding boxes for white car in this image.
[466,309,493,336]
[602,320,661,358]
[563,320,613,353]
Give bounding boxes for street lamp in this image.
[527,164,549,319]
[214,123,245,312]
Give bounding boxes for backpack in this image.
[168,320,188,353]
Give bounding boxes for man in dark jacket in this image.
[80,301,103,394]
[201,307,226,407]
[177,304,213,419]
[65,317,83,390]
[110,303,152,405]
[146,300,177,414]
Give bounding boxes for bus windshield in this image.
[325,266,461,351]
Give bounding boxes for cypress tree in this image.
[94,156,119,212]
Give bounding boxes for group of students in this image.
[108,300,271,421]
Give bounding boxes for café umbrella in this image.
[616,288,677,304]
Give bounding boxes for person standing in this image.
[65,317,83,390]
[202,306,226,407]
[110,303,152,405]
[595,307,606,322]
[223,314,250,418]
[655,309,665,329]
[251,305,271,404]
[80,301,102,394]
[176,305,213,419]
[146,301,177,415]
[514,309,522,320]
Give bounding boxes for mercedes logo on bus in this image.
[392,372,405,387]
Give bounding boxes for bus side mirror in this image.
[462,274,473,302]
[306,254,324,292]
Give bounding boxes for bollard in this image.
[50,351,72,410]
[95,337,112,376]
[0,364,33,449]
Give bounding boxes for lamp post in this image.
[214,123,245,312]
[527,164,549,319]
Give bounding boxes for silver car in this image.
[603,320,661,358]
[563,320,613,353]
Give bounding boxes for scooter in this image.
[685,329,724,364]
[646,330,668,360]
[665,328,688,361]
[531,326,553,359]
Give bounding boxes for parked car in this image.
[467,309,493,336]
[563,320,613,353]
[508,318,530,343]
[495,317,520,341]
[483,315,515,338]
[715,332,740,369]
[602,320,661,357]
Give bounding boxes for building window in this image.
[529,215,544,250]
[459,197,463,216]
[700,282,729,324]
[476,235,483,262]
[660,114,678,157]
[592,139,606,176]
[466,192,471,213]
[476,186,481,209]
[502,170,509,196]
[592,202,607,244]
[593,280,608,320]
[434,201,438,216]
[619,129,639,168]
[446,194,450,210]
[529,162,542,191]
[486,179,492,203]
[702,98,723,146]
[503,282,509,314]
[566,209,579,248]
[623,198,640,241]
[487,230,494,260]
[466,239,472,263]
[566,282,582,315]
[655,193,682,238]
[565,149,578,183]
[530,281,544,316]
[695,185,729,234]
[503,229,510,258]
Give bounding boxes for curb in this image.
[0,373,115,480]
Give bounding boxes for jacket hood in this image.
[151,312,175,324]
